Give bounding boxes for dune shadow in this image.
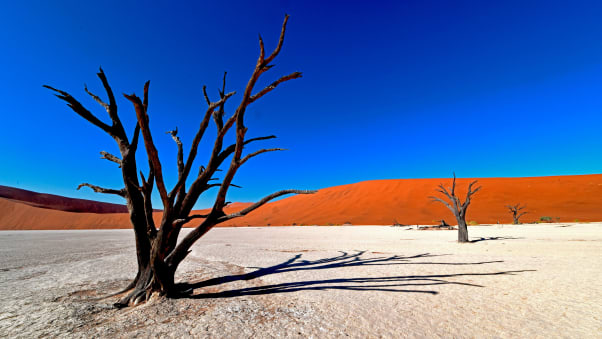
[174,251,534,298]
[470,236,524,243]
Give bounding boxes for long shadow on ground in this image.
[175,251,534,298]
[470,236,525,243]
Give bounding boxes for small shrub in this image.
[540,216,553,223]
[468,220,479,226]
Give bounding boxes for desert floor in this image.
[0,224,601,338]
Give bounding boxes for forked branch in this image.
[218,189,317,222]
[43,85,113,135]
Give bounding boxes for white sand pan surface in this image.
[0,224,600,338]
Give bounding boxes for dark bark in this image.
[506,203,527,224]
[429,173,481,243]
[45,15,315,307]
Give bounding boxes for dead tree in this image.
[44,15,314,307]
[429,174,481,242]
[506,203,527,224]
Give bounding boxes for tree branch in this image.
[129,123,141,155]
[248,72,302,104]
[462,180,481,210]
[100,151,122,167]
[43,85,113,135]
[239,148,286,166]
[429,196,456,215]
[202,85,211,106]
[218,135,277,164]
[77,183,125,197]
[166,128,184,177]
[218,189,316,222]
[436,185,454,202]
[258,34,265,61]
[140,169,156,237]
[96,67,119,126]
[84,84,110,113]
[124,82,170,208]
[264,15,290,65]
[172,214,210,228]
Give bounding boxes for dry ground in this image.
[0,223,601,338]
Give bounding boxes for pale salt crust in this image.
[0,224,601,338]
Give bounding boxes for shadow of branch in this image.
[470,236,525,243]
[174,251,534,298]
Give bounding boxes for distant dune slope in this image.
[0,198,252,230]
[0,185,129,213]
[1,174,601,229]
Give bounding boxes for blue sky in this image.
[1,0,602,208]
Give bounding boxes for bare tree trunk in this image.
[457,217,469,242]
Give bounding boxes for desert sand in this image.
[1,224,600,338]
[2,174,602,230]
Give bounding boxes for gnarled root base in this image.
[113,268,169,308]
[112,265,191,308]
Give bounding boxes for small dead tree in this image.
[44,16,314,307]
[506,203,527,224]
[429,173,481,242]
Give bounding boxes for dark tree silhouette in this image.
[506,203,527,224]
[429,174,481,242]
[44,16,314,307]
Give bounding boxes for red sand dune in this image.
[1,174,601,230]
[220,174,602,226]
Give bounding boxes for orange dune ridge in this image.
[1,174,601,230]
[219,174,602,226]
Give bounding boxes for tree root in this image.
[93,276,138,301]
[113,274,163,308]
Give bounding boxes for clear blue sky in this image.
[1,0,602,208]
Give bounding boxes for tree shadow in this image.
[174,251,534,298]
[470,236,525,243]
